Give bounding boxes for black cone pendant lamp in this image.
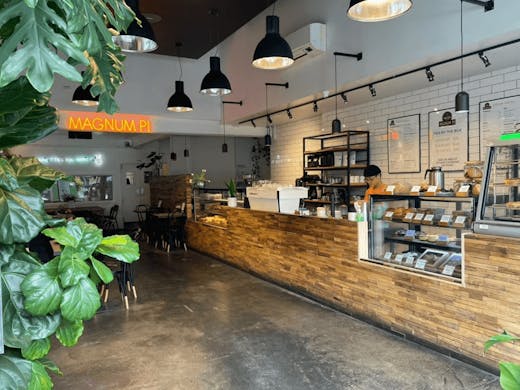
[332,54,341,134]
[455,0,469,113]
[264,126,272,147]
[72,84,99,107]
[167,43,193,112]
[221,102,228,153]
[252,14,294,70]
[200,57,232,96]
[347,0,412,22]
[113,0,158,53]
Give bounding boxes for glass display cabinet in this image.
[475,142,520,237]
[192,188,245,229]
[361,194,475,283]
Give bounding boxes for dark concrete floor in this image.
[48,245,500,390]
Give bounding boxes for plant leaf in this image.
[28,360,52,390]
[60,277,100,321]
[43,218,103,259]
[1,249,60,348]
[56,319,84,347]
[21,338,51,360]
[0,349,32,389]
[96,235,140,263]
[0,158,18,191]
[484,332,520,351]
[90,256,113,284]
[0,77,58,149]
[0,184,46,244]
[21,258,62,315]
[9,157,69,192]
[37,357,62,376]
[499,361,520,390]
[58,249,90,288]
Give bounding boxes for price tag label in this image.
[384,211,394,218]
[442,265,456,276]
[458,185,470,193]
[405,256,415,265]
[415,259,427,270]
[386,185,395,194]
[404,212,415,220]
[405,230,416,238]
[454,216,466,225]
[410,185,421,193]
[383,252,393,260]
[424,214,435,222]
[413,213,425,221]
[427,185,438,193]
[440,215,452,224]
[395,254,404,263]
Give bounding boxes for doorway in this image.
[120,163,145,223]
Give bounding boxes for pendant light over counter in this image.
[347,0,412,22]
[72,84,99,107]
[252,1,293,70]
[331,54,341,133]
[167,43,193,112]
[112,0,158,53]
[455,0,469,113]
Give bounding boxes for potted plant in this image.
[226,179,237,207]
[192,169,209,188]
[0,1,138,388]
[485,331,520,390]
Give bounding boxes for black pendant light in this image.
[167,43,193,112]
[72,84,99,107]
[332,54,341,134]
[455,0,469,113]
[252,5,294,71]
[184,136,190,157]
[264,126,272,147]
[347,0,412,22]
[112,0,158,53]
[221,101,228,153]
[200,57,232,96]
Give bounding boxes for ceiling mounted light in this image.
[252,14,294,70]
[167,43,193,112]
[313,101,318,112]
[425,67,434,82]
[200,56,232,96]
[347,0,412,22]
[455,1,469,113]
[369,84,376,97]
[72,84,99,107]
[112,0,158,53]
[478,51,491,67]
[286,109,293,119]
[341,92,348,103]
[265,126,272,147]
[251,119,256,127]
[267,114,273,124]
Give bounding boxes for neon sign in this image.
[62,111,153,133]
[37,153,104,167]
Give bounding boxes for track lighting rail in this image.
[239,37,520,125]
[461,0,494,12]
[334,51,363,61]
[265,82,289,88]
[222,100,243,105]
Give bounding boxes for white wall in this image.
[272,63,520,189]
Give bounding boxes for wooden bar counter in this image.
[187,206,520,370]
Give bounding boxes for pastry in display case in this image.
[192,188,240,229]
[475,141,520,237]
[362,194,474,282]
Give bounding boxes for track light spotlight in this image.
[341,93,348,103]
[425,67,435,82]
[286,109,293,119]
[478,51,491,67]
[251,119,256,127]
[313,101,318,112]
[267,115,273,124]
[369,84,376,97]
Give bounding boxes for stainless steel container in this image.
[424,166,445,190]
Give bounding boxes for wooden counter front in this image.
[187,208,520,369]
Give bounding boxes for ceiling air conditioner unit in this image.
[286,23,326,62]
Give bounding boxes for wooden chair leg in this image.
[103,286,109,303]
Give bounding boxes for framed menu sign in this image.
[387,114,421,173]
[479,95,520,158]
[428,109,468,171]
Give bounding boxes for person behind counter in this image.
[363,165,387,202]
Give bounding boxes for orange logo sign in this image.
[63,111,153,133]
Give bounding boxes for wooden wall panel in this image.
[150,175,191,214]
[186,209,520,369]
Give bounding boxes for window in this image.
[42,175,113,202]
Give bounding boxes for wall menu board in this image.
[428,109,468,171]
[387,114,421,173]
[479,95,520,158]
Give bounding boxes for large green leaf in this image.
[21,258,63,316]
[0,158,18,191]
[90,256,113,284]
[21,338,51,361]
[43,218,103,259]
[499,362,520,390]
[56,319,84,347]
[0,245,15,266]
[96,235,140,263]
[0,0,85,92]
[0,77,58,149]
[9,157,68,192]
[1,249,61,348]
[37,358,62,376]
[28,360,52,390]
[0,185,46,244]
[485,332,520,351]
[60,277,100,321]
[0,349,32,389]
[58,249,90,288]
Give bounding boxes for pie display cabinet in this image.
[302,130,369,207]
[192,188,239,229]
[475,141,520,238]
[361,194,475,283]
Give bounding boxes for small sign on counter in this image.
[456,184,471,197]
[453,215,467,228]
[394,254,404,263]
[439,215,452,227]
[423,214,435,225]
[425,185,438,196]
[385,185,395,195]
[415,259,427,270]
[413,213,425,223]
[410,185,421,195]
[384,252,393,261]
[403,213,415,223]
[383,211,394,221]
[442,264,456,276]
[405,256,415,266]
[404,230,416,240]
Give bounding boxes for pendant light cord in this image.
[176,44,183,81]
[222,100,226,142]
[272,0,276,15]
[334,55,338,119]
[460,0,464,91]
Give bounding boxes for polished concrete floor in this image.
[49,245,500,390]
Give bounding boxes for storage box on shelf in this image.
[362,194,475,283]
[302,130,369,208]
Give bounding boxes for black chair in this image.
[165,215,187,252]
[134,204,148,241]
[100,258,137,310]
[102,205,119,234]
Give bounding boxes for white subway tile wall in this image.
[271,65,520,188]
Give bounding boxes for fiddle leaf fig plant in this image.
[485,331,520,390]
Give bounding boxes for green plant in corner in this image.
[0,0,140,388]
[485,331,520,390]
[225,179,236,198]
